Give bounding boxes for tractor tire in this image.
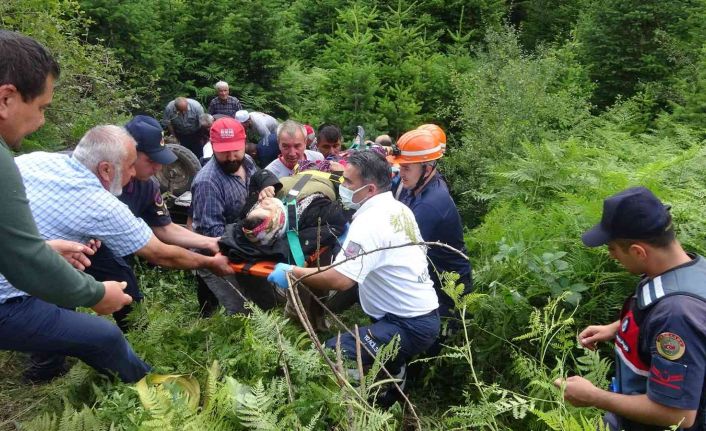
[155,144,201,195]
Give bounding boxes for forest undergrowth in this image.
[3,0,706,429]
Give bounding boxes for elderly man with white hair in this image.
[264,120,324,179]
[208,80,243,118]
[8,125,235,381]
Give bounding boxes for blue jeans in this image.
[0,296,150,383]
[326,310,440,371]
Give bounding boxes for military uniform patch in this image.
[656,332,685,360]
[154,190,167,215]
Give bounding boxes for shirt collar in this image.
[405,173,441,204]
[352,191,394,219]
[68,155,107,187]
[0,135,7,151]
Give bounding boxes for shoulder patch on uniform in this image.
[656,332,685,360]
[344,241,362,258]
[154,190,164,206]
[154,190,167,215]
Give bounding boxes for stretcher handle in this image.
[228,246,331,278]
[229,261,276,277]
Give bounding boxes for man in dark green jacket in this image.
[0,30,149,383]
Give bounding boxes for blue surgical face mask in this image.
[339,183,370,210]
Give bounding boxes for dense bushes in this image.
[1,0,134,151]
[3,0,706,429]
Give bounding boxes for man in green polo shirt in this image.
[0,30,149,383]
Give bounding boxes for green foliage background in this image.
[3,0,706,429]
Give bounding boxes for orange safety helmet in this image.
[387,129,443,165]
[417,124,447,152]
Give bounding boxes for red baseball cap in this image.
[210,117,246,152]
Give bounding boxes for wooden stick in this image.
[276,329,295,404]
[336,332,355,429]
[290,278,423,430]
[354,324,366,398]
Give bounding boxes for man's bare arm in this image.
[152,223,220,254]
[136,235,233,276]
[291,265,356,292]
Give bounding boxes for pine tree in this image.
[575,0,706,108]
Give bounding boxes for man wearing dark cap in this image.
[554,186,706,431]
[85,115,222,331]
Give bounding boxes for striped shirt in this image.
[191,155,258,237]
[0,152,152,302]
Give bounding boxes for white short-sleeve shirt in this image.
[333,191,438,319]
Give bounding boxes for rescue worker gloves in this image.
[268,263,294,289]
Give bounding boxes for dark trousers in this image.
[196,269,279,316]
[84,245,142,332]
[326,310,440,372]
[176,130,205,159]
[0,296,150,383]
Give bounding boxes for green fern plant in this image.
[532,408,609,431]
[22,402,108,431]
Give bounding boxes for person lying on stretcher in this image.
[218,161,350,266]
[216,163,353,329]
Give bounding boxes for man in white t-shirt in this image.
[267,150,440,372]
[264,120,324,179]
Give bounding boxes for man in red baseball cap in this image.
[190,117,274,315]
[210,116,247,173]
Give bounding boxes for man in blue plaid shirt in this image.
[191,117,276,315]
[0,30,147,384]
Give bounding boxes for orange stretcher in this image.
[228,246,331,278]
[229,260,277,277]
